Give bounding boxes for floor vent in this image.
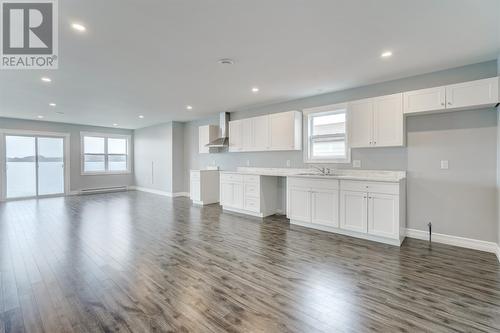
[79,186,128,195]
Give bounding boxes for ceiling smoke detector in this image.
[218,58,234,65]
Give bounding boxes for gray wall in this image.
[134,122,173,192]
[0,117,134,192]
[183,60,499,242]
[134,121,185,194]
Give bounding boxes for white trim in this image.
[496,244,500,263]
[80,132,131,175]
[223,206,265,218]
[291,219,403,246]
[130,186,189,198]
[302,103,351,164]
[405,228,499,255]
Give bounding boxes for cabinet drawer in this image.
[220,173,244,183]
[288,177,339,190]
[244,183,260,197]
[340,180,399,195]
[243,175,260,184]
[244,196,260,212]
[190,171,200,181]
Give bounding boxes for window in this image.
[303,103,349,163]
[81,132,130,174]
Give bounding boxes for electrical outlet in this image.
[352,160,361,168]
[286,160,291,167]
[440,160,449,170]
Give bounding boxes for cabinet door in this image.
[340,190,367,233]
[241,118,253,151]
[198,126,209,154]
[445,77,499,110]
[403,87,446,114]
[311,189,339,228]
[190,180,201,201]
[288,187,311,222]
[220,182,233,206]
[373,93,404,147]
[368,193,399,239]
[348,99,373,148]
[253,115,270,150]
[229,120,242,152]
[233,183,244,209]
[269,111,296,150]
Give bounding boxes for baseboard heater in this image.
[79,186,128,195]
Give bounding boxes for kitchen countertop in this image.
[220,167,406,182]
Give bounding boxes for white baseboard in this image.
[406,228,499,255]
[130,186,189,198]
[496,244,500,263]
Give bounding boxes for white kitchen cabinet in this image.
[339,190,367,233]
[228,111,301,152]
[368,193,399,239]
[404,77,499,115]
[198,125,219,154]
[287,177,339,227]
[220,172,277,217]
[269,111,302,151]
[349,93,404,148]
[228,120,243,152]
[253,115,270,150]
[403,87,446,114]
[311,189,339,228]
[349,98,373,148]
[288,186,311,222]
[445,77,499,110]
[190,170,220,205]
[288,176,405,246]
[373,93,404,147]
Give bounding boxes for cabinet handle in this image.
[441,102,445,106]
[447,102,452,105]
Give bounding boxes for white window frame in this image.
[80,132,131,175]
[303,103,350,164]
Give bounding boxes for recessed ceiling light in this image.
[41,77,51,82]
[218,58,234,65]
[37,115,44,119]
[49,103,56,107]
[138,115,144,119]
[71,23,86,32]
[381,51,393,58]
[113,123,118,127]
[251,87,259,93]
[186,105,193,110]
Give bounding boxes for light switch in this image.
[353,160,361,168]
[286,160,291,167]
[440,160,449,170]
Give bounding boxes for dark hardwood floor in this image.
[0,191,499,332]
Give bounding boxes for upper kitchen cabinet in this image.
[198,125,219,154]
[228,111,302,152]
[269,111,302,151]
[228,120,243,152]
[404,77,499,115]
[349,93,404,148]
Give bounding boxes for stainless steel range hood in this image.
[205,112,230,148]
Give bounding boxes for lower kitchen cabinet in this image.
[287,177,405,246]
[190,170,220,205]
[220,172,278,217]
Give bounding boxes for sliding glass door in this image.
[5,135,65,199]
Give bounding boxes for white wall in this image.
[0,117,134,192]
[183,60,499,242]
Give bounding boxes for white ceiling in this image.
[1,0,499,129]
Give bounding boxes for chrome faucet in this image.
[309,165,331,175]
